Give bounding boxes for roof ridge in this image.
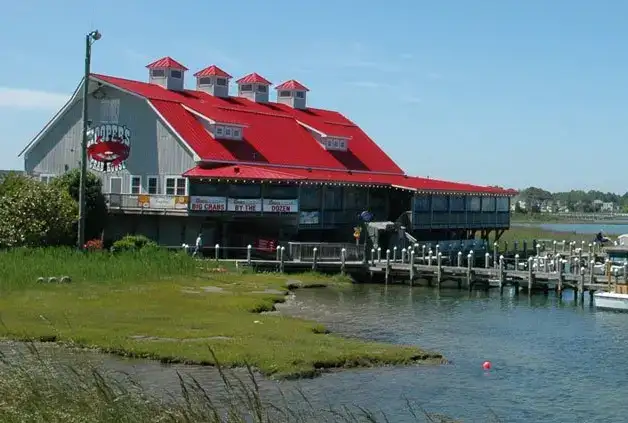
[216,106,293,119]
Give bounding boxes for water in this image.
[513,221,628,235]
[6,284,628,421]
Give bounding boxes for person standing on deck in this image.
[193,233,203,257]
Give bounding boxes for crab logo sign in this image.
[87,124,131,172]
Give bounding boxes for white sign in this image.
[263,199,299,213]
[228,198,261,212]
[299,211,319,224]
[190,196,227,211]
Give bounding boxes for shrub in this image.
[85,239,104,251]
[112,234,158,252]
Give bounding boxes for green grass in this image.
[0,343,468,423]
[0,248,442,379]
[493,225,623,246]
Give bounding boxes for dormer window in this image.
[241,84,253,92]
[213,124,244,141]
[274,79,309,109]
[198,77,212,85]
[295,91,305,99]
[216,77,227,86]
[322,136,349,151]
[279,90,291,98]
[236,72,272,103]
[193,65,233,97]
[256,84,267,93]
[146,56,188,91]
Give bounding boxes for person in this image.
[193,232,203,257]
[595,230,610,244]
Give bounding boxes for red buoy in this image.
[482,361,492,370]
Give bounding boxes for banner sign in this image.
[189,196,227,211]
[262,199,299,213]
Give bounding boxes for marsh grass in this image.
[0,248,441,378]
[495,225,622,245]
[0,343,474,423]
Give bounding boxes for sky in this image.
[1,0,627,193]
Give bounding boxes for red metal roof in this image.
[90,72,515,195]
[236,72,272,85]
[184,164,516,195]
[193,65,232,78]
[146,57,188,71]
[275,79,309,91]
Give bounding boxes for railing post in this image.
[499,255,505,291]
[409,250,415,284]
[371,248,375,266]
[569,242,574,258]
[385,249,391,284]
[215,244,220,261]
[422,245,426,262]
[579,267,585,304]
[514,240,519,253]
[341,248,346,275]
[276,246,281,261]
[562,240,566,253]
[493,242,498,268]
[428,249,433,266]
[466,253,473,291]
[457,251,462,267]
[535,243,541,257]
[589,260,595,285]
[401,248,407,264]
[515,253,520,270]
[435,244,440,258]
[377,247,382,263]
[393,246,398,262]
[247,244,252,265]
[280,246,285,273]
[485,252,490,269]
[437,252,442,285]
[469,250,475,267]
[552,240,557,255]
[312,247,318,271]
[527,257,534,293]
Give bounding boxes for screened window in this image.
[165,177,187,196]
[263,185,298,199]
[496,197,510,211]
[229,184,261,198]
[450,195,465,212]
[369,188,387,209]
[190,183,227,197]
[240,84,253,92]
[431,195,449,211]
[295,91,305,99]
[344,187,368,210]
[300,186,321,209]
[130,176,141,194]
[414,195,431,212]
[147,177,159,194]
[466,196,481,212]
[482,197,496,212]
[198,77,212,85]
[324,186,343,210]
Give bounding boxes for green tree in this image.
[0,174,76,247]
[52,169,108,242]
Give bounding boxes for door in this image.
[108,177,123,208]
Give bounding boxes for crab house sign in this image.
[87,124,131,172]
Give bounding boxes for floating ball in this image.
[482,361,492,370]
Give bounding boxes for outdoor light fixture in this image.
[77,29,102,250]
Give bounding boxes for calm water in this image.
[513,221,628,235]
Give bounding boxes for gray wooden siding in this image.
[24,85,196,194]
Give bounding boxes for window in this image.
[482,196,496,212]
[295,91,305,99]
[216,77,227,86]
[100,99,120,123]
[369,189,387,208]
[225,127,232,136]
[198,77,212,85]
[344,187,367,209]
[39,174,55,184]
[147,176,159,194]
[263,184,298,199]
[256,84,267,93]
[333,139,339,148]
[496,197,510,212]
[324,186,343,210]
[466,196,481,212]
[151,69,165,78]
[432,195,449,211]
[130,176,142,194]
[279,90,291,98]
[300,186,321,209]
[215,125,224,136]
[229,183,261,198]
[233,128,241,138]
[240,84,253,92]
[165,177,187,196]
[339,140,346,149]
[450,195,465,212]
[413,195,431,212]
[170,69,182,78]
[190,182,227,196]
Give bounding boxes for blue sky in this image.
[1,0,627,193]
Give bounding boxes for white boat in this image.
[594,291,628,311]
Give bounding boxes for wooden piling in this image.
[579,267,585,305]
[437,252,442,287]
[466,253,473,291]
[311,247,318,271]
[527,257,534,294]
[409,250,415,285]
[340,248,346,275]
[557,259,564,298]
[385,249,390,284]
[498,255,505,294]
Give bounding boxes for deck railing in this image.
[287,242,363,262]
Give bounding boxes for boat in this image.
[593,244,628,311]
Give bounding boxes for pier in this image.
[211,239,626,303]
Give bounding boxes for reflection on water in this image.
[4,284,628,422]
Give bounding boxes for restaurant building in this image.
[20,56,516,248]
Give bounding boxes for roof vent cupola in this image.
[146,57,188,91]
[194,65,232,97]
[275,80,309,109]
[236,73,271,103]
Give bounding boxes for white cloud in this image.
[0,87,70,110]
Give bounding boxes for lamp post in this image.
[78,30,101,249]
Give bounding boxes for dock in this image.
[226,239,627,304]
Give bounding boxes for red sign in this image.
[255,239,277,252]
[87,124,131,172]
